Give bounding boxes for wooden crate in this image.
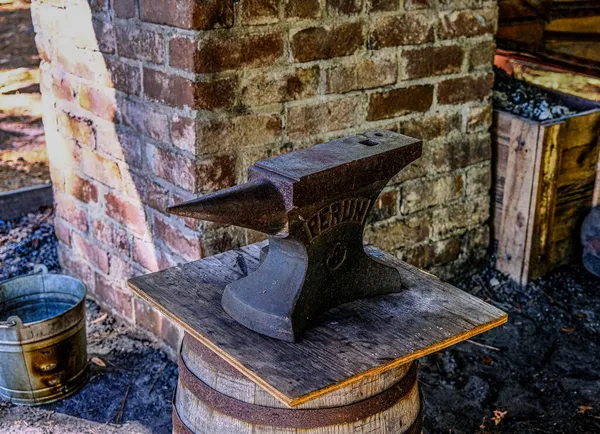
[492,90,600,285]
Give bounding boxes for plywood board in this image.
[129,243,507,407]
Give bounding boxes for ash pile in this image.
[493,67,579,121]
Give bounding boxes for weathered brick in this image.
[54,217,71,246]
[55,191,89,232]
[368,85,433,121]
[466,104,492,133]
[241,67,319,106]
[397,112,461,141]
[94,274,134,318]
[93,219,130,254]
[132,238,159,272]
[469,40,495,71]
[328,0,362,15]
[197,155,237,193]
[367,0,397,12]
[66,173,99,203]
[364,214,430,250]
[171,115,196,154]
[431,134,491,173]
[285,0,321,19]
[140,0,234,30]
[114,0,136,18]
[80,148,122,189]
[196,31,284,73]
[56,111,94,146]
[124,175,170,211]
[110,255,135,282]
[466,163,491,196]
[404,45,464,79]
[147,145,196,192]
[95,128,142,165]
[291,22,364,62]
[116,26,164,64]
[160,316,183,351]
[437,73,493,105]
[241,0,279,25]
[58,243,94,290]
[105,191,148,237]
[72,232,110,274]
[439,9,497,39]
[401,238,461,269]
[287,97,360,139]
[77,83,117,121]
[431,195,489,240]
[401,174,464,214]
[119,100,170,143]
[144,68,236,110]
[50,69,76,103]
[326,52,396,94]
[370,13,434,49]
[367,190,398,223]
[153,216,202,261]
[105,58,141,95]
[134,298,161,335]
[198,114,282,153]
[169,37,197,71]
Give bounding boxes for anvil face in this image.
[168,130,422,341]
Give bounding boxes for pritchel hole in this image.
[359,139,379,146]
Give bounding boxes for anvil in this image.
[168,130,422,341]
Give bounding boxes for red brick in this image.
[90,0,107,12]
[439,10,497,40]
[66,174,99,203]
[114,0,135,18]
[57,243,94,290]
[171,115,196,154]
[109,255,135,281]
[140,0,234,30]
[72,232,110,274]
[116,26,164,64]
[286,97,360,139]
[326,53,396,94]
[370,13,434,49]
[437,73,493,105]
[105,191,148,237]
[50,70,76,103]
[54,217,71,246]
[92,19,117,55]
[119,100,170,143]
[147,145,196,192]
[94,273,134,318]
[398,112,461,141]
[132,238,159,272]
[402,238,461,269]
[160,316,183,350]
[96,128,142,165]
[106,58,141,95]
[404,45,464,79]
[241,0,279,25]
[55,191,88,232]
[124,175,170,211]
[93,219,130,254]
[77,83,117,121]
[153,216,202,260]
[81,148,122,189]
[197,155,237,193]
[196,31,284,73]
[466,105,492,133]
[291,22,364,62]
[469,40,495,71]
[56,111,95,146]
[285,0,321,19]
[143,68,236,110]
[241,67,319,106]
[367,0,397,12]
[198,114,282,153]
[328,0,362,15]
[368,85,433,121]
[169,37,197,71]
[134,298,161,335]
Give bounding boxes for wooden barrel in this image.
[173,333,423,434]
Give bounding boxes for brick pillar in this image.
[32,0,498,352]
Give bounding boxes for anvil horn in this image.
[167,179,288,235]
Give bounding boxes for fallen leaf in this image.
[91,313,108,324]
[578,405,593,414]
[491,409,507,426]
[562,327,575,333]
[481,356,495,365]
[91,357,106,367]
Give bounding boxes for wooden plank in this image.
[496,116,543,284]
[129,243,507,407]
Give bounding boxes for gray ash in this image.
[493,67,579,121]
[0,208,60,281]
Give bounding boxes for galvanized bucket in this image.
[0,266,88,405]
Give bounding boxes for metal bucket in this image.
[0,266,88,405]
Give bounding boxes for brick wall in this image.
[32,0,497,352]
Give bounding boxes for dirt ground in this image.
[1,211,599,433]
[0,0,50,193]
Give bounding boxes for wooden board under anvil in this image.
[129,242,507,408]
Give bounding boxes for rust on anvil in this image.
[168,130,422,341]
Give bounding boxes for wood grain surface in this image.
[129,242,507,407]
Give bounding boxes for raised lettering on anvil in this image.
[304,198,371,240]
